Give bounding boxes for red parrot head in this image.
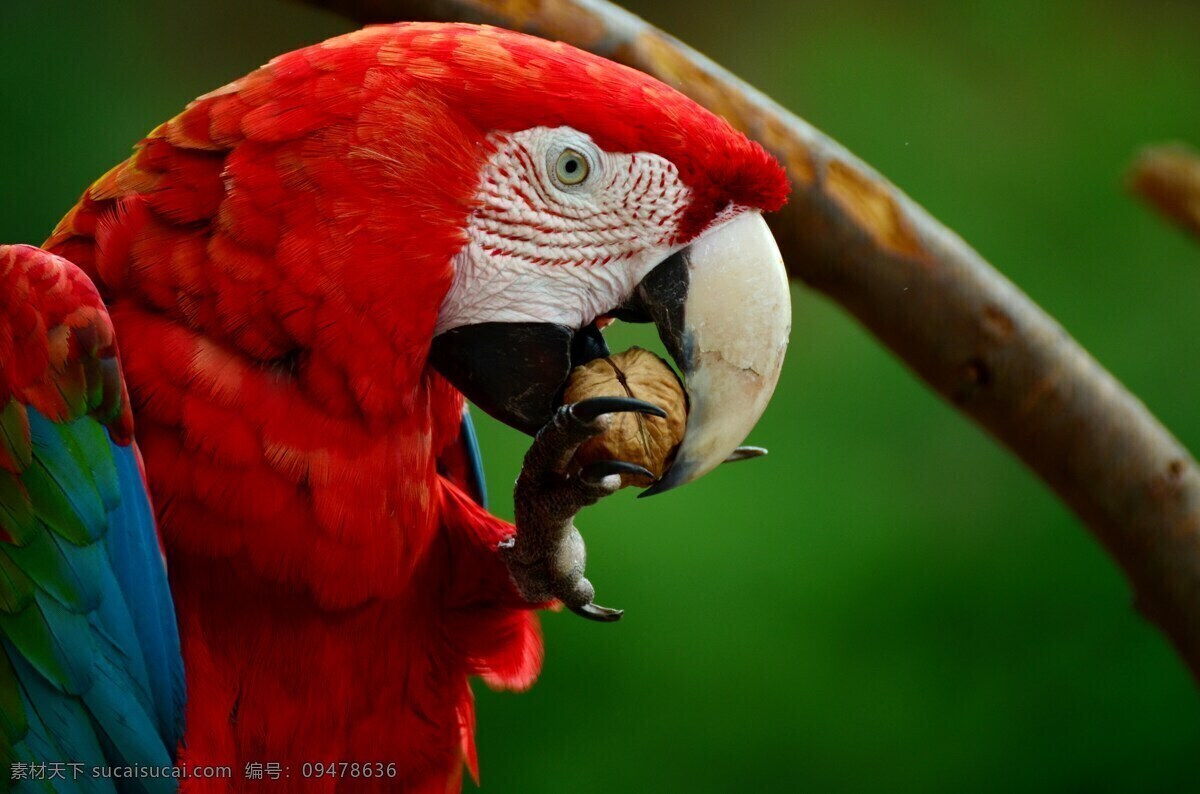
[373,24,796,492]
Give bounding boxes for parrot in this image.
[2,20,792,792]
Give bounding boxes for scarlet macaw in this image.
[2,22,791,792]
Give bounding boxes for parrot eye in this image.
[554,149,591,186]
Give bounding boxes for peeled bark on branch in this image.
[1128,143,1200,241]
[299,0,1200,682]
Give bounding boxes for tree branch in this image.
[1128,143,1200,241]
[299,0,1200,682]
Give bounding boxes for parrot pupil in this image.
[555,148,589,186]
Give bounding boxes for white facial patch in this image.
[435,127,692,334]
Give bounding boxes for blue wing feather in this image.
[2,410,184,791]
[104,443,184,750]
[460,408,489,509]
[28,419,108,545]
[7,648,111,791]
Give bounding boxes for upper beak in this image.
[429,211,790,491]
[627,212,790,494]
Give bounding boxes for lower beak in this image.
[428,320,609,436]
[429,211,790,490]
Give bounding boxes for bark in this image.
[1128,143,1200,241]
[299,0,1200,681]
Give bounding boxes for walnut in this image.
[562,347,688,488]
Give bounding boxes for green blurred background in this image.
[3,1,1199,790]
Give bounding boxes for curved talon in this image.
[570,396,667,423]
[569,603,624,622]
[509,397,664,624]
[723,446,768,464]
[580,460,655,484]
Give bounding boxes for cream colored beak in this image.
[637,211,791,495]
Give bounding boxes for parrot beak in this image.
[622,211,791,495]
[429,320,611,436]
[429,211,790,491]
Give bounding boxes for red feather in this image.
[0,244,133,445]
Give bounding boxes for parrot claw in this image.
[569,603,624,622]
[504,399,668,622]
[723,446,768,464]
[570,396,667,423]
[579,460,655,484]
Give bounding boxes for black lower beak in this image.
[429,321,610,435]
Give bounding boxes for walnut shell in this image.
[562,347,688,488]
